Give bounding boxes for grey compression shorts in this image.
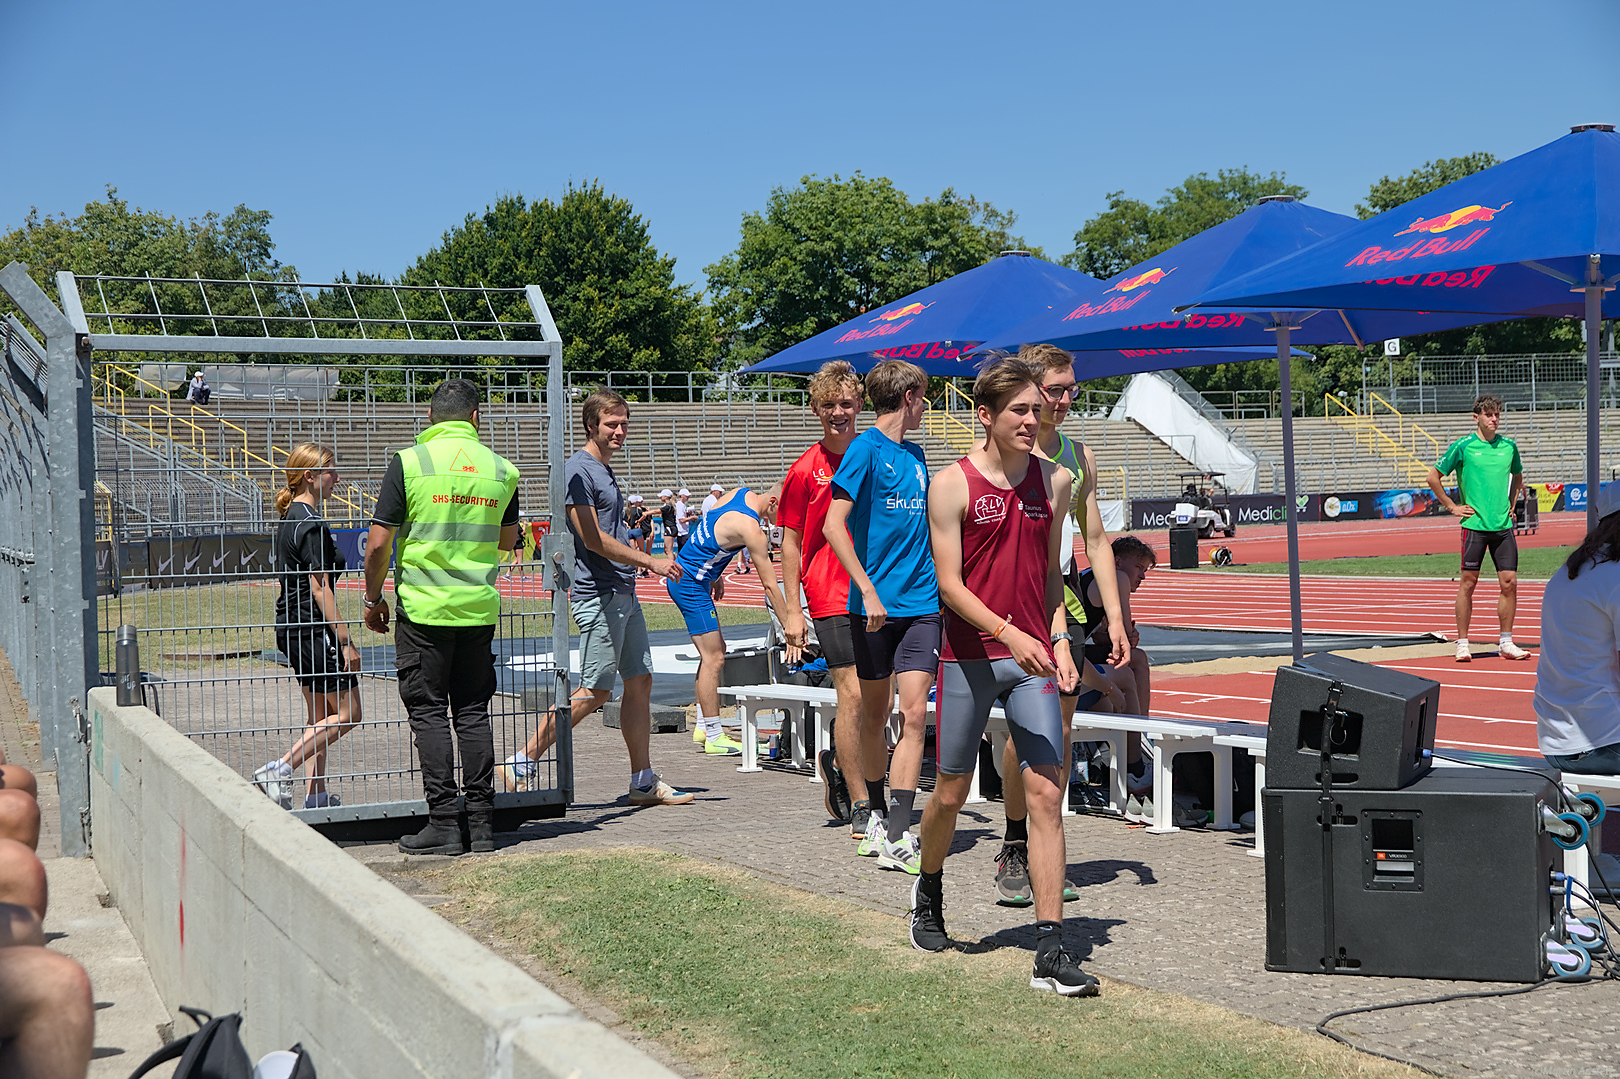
[936,658,1064,776]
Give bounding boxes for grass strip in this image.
[1214,546,1573,579]
[431,848,1416,1079]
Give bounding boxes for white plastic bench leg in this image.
[1250,759,1267,859]
[1212,747,1235,830]
[1146,736,1179,834]
[737,699,762,773]
[1105,735,1127,816]
[967,761,984,804]
[812,705,834,784]
[788,702,807,771]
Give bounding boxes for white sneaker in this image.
[1455,640,1472,663]
[1499,641,1532,661]
[877,830,921,874]
[496,755,536,792]
[253,760,293,809]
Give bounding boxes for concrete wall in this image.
[87,687,676,1079]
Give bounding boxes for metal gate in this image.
[5,265,575,838]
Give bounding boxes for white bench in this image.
[720,683,1255,834]
[1212,728,1267,857]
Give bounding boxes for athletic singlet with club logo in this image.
[942,457,1057,664]
[676,488,758,583]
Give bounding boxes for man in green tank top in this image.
[990,344,1132,907]
[1427,393,1530,663]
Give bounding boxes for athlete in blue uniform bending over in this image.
[667,485,790,754]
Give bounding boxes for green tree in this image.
[1355,153,1499,219]
[403,182,717,378]
[704,173,1037,368]
[1064,168,1308,280]
[0,187,292,333]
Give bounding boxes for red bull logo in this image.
[870,340,978,361]
[1105,267,1175,293]
[870,301,933,322]
[1394,202,1512,236]
[1346,202,1509,270]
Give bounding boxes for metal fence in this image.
[0,267,579,843]
[0,265,97,856]
[1357,352,1620,414]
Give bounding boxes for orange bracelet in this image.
[990,616,1011,641]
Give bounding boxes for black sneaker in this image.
[1031,947,1101,997]
[819,749,851,823]
[849,800,872,840]
[910,878,948,952]
[468,813,494,853]
[994,840,1033,907]
[399,819,464,856]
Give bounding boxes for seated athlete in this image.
[667,485,791,754]
[1536,481,1620,774]
[912,355,1110,998]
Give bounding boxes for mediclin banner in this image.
[1130,494,1321,530]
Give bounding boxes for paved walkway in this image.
[1,659,170,1076]
[356,646,1620,1079]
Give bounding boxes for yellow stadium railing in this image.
[1324,393,1432,484]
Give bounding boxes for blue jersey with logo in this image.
[675,488,758,584]
[830,427,938,617]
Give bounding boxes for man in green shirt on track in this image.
[1428,393,1531,663]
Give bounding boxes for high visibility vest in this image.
[394,421,520,626]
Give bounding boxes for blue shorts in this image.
[666,575,721,637]
[1072,663,1110,709]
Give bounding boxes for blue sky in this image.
[5,0,1616,291]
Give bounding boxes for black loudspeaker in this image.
[1264,767,1560,982]
[1266,653,1439,790]
[1168,527,1199,569]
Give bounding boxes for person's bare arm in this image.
[1079,444,1128,666]
[824,494,885,631]
[736,520,791,623]
[309,572,360,670]
[1045,464,1079,693]
[568,504,680,580]
[1429,466,1473,518]
[362,524,396,632]
[1509,471,1525,519]
[928,463,1054,678]
[779,525,809,661]
[500,522,520,552]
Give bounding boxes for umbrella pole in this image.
[1277,325,1305,664]
[1587,255,1604,531]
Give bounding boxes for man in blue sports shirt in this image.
[823,359,939,875]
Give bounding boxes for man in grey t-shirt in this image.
[496,388,693,807]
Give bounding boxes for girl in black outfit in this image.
[252,443,363,809]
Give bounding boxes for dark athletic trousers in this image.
[394,611,497,820]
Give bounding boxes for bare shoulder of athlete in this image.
[1040,456,1069,501]
[928,461,968,516]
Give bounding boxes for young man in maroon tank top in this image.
[912,356,1117,996]
[995,344,1129,904]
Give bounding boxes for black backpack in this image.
[127,1007,315,1079]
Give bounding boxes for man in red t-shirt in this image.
[777,362,867,831]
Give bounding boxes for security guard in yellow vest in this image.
[363,379,520,855]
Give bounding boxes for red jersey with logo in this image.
[778,442,851,620]
[942,456,1056,663]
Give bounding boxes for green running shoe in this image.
[704,733,743,756]
[857,811,886,857]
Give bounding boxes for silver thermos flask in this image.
[115,625,140,706]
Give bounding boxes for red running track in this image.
[1138,511,1584,566]
[1153,651,1542,757]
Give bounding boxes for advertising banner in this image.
[1566,483,1588,513]
[1525,483,1567,512]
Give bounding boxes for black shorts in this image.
[276,626,358,694]
[851,611,942,681]
[1461,527,1518,573]
[813,613,858,670]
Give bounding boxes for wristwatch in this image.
[363,594,384,609]
[1051,631,1074,644]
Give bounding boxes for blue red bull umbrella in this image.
[1187,124,1620,529]
[739,250,1287,376]
[976,195,1526,662]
